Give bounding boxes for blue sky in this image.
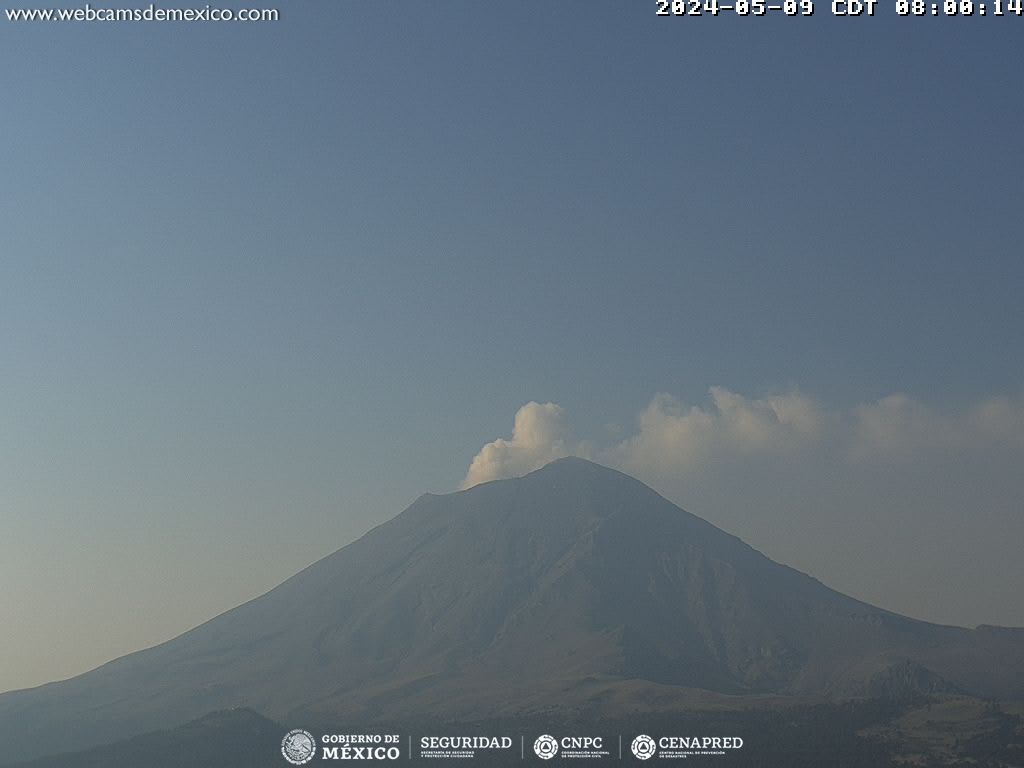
[2,2,1023,693]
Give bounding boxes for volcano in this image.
[2,457,1022,764]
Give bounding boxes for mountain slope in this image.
[1,458,1021,764]
[11,709,284,768]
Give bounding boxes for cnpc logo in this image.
[533,735,559,760]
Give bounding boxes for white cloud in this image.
[609,387,825,476]
[850,393,1024,462]
[464,389,1024,485]
[461,402,576,489]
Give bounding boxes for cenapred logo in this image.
[631,734,657,760]
[282,729,317,765]
[533,734,559,760]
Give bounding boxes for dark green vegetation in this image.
[3,459,1023,765]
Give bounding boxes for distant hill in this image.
[2,457,1022,765]
[12,709,283,768]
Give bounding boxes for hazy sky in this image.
[2,2,1023,694]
